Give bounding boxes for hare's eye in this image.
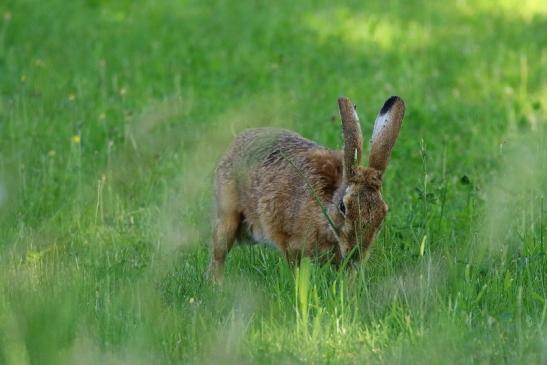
[338,200,346,216]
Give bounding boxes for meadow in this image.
[0,0,545,363]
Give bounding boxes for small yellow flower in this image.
[20,74,27,82]
[71,135,81,144]
[26,250,43,263]
[119,87,127,97]
[68,94,76,101]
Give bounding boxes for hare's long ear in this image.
[368,96,405,175]
[338,96,363,180]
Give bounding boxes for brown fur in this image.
[209,97,405,281]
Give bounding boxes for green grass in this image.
[0,0,546,363]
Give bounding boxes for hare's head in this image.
[335,96,405,261]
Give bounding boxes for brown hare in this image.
[209,96,405,280]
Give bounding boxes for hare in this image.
[209,96,405,280]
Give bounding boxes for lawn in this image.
[0,0,545,363]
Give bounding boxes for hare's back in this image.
[234,127,320,159]
[218,128,322,175]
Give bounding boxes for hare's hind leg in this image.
[208,181,241,282]
[209,212,240,281]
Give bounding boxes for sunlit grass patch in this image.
[455,0,547,20]
[304,7,432,51]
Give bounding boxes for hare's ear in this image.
[368,96,405,175]
[338,96,363,180]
